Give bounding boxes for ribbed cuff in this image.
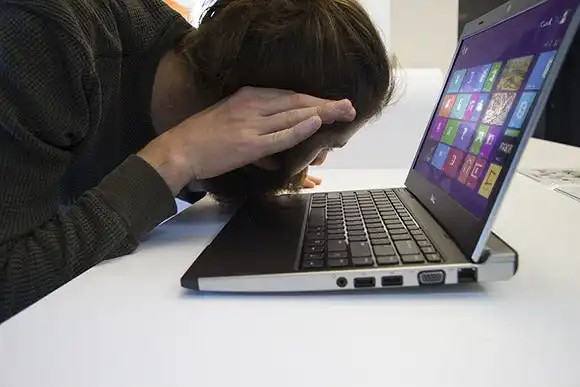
[96,155,177,237]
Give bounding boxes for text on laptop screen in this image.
[414,0,578,219]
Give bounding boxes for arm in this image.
[0,7,176,322]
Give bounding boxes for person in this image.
[0,0,397,322]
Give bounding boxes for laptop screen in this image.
[413,0,578,219]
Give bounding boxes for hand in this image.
[302,174,322,189]
[138,87,356,195]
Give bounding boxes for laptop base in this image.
[185,232,517,293]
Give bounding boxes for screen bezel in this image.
[403,0,580,262]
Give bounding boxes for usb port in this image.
[354,277,376,288]
[381,275,403,287]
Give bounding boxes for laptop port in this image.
[381,275,403,287]
[354,277,376,288]
[336,277,348,288]
[458,268,478,283]
[418,270,445,285]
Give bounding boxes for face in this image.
[198,123,360,204]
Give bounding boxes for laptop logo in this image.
[430,194,436,205]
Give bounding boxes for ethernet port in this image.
[458,268,478,283]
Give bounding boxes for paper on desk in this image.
[519,168,580,202]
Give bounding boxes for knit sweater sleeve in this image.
[0,6,176,322]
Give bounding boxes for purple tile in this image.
[479,126,502,159]
[429,117,447,141]
[452,122,476,151]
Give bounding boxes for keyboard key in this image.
[391,234,411,241]
[365,222,383,228]
[328,215,343,221]
[395,240,420,255]
[307,239,324,246]
[367,227,385,234]
[414,234,428,241]
[389,229,407,235]
[406,225,419,230]
[371,238,391,245]
[304,245,324,253]
[385,219,402,225]
[352,257,374,267]
[347,225,364,231]
[302,259,324,269]
[328,234,346,240]
[386,223,405,230]
[417,240,431,247]
[348,230,366,236]
[304,253,324,260]
[345,216,362,222]
[401,217,413,222]
[328,229,345,235]
[382,214,398,220]
[307,232,325,239]
[425,254,442,263]
[401,254,424,264]
[410,229,423,235]
[328,258,349,268]
[421,247,436,254]
[328,240,347,252]
[377,256,399,265]
[364,217,381,223]
[328,193,340,199]
[350,241,372,257]
[348,235,368,242]
[373,245,396,256]
[308,208,325,226]
[369,232,389,240]
[328,251,348,259]
[327,224,344,231]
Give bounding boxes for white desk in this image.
[1,139,580,387]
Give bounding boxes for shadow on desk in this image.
[178,282,488,303]
[140,199,235,247]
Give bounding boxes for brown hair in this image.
[180,0,397,126]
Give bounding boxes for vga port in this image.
[418,270,445,285]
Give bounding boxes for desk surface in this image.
[1,139,580,387]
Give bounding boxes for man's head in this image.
[179,0,398,203]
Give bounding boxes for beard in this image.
[198,164,308,205]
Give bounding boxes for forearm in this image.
[0,156,177,322]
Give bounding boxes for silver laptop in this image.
[181,0,580,292]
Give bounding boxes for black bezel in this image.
[404,0,580,259]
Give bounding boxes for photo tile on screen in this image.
[431,143,451,170]
[429,117,447,141]
[481,92,517,126]
[439,95,457,117]
[440,120,461,146]
[458,154,477,185]
[492,129,520,166]
[507,91,537,128]
[443,148,466,178]
[447,69,467,93]
[495,55,534,91]
[469,93,490,122]
[478,163,503,199]
[453,122,477,151]
[450,94,472,119]
[525,50,557,90]
[482,62,502,92]
[465,158,487,190]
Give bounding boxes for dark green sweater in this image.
[0,0,201,322]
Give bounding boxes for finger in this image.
[307,175,322,185]
[260,103,356,135]
[260,91,352,116]
[258,116,322,156]
[302,178,317,189]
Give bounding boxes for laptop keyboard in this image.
[300,189,443,270]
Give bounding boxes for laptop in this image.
[181,0,580,292]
